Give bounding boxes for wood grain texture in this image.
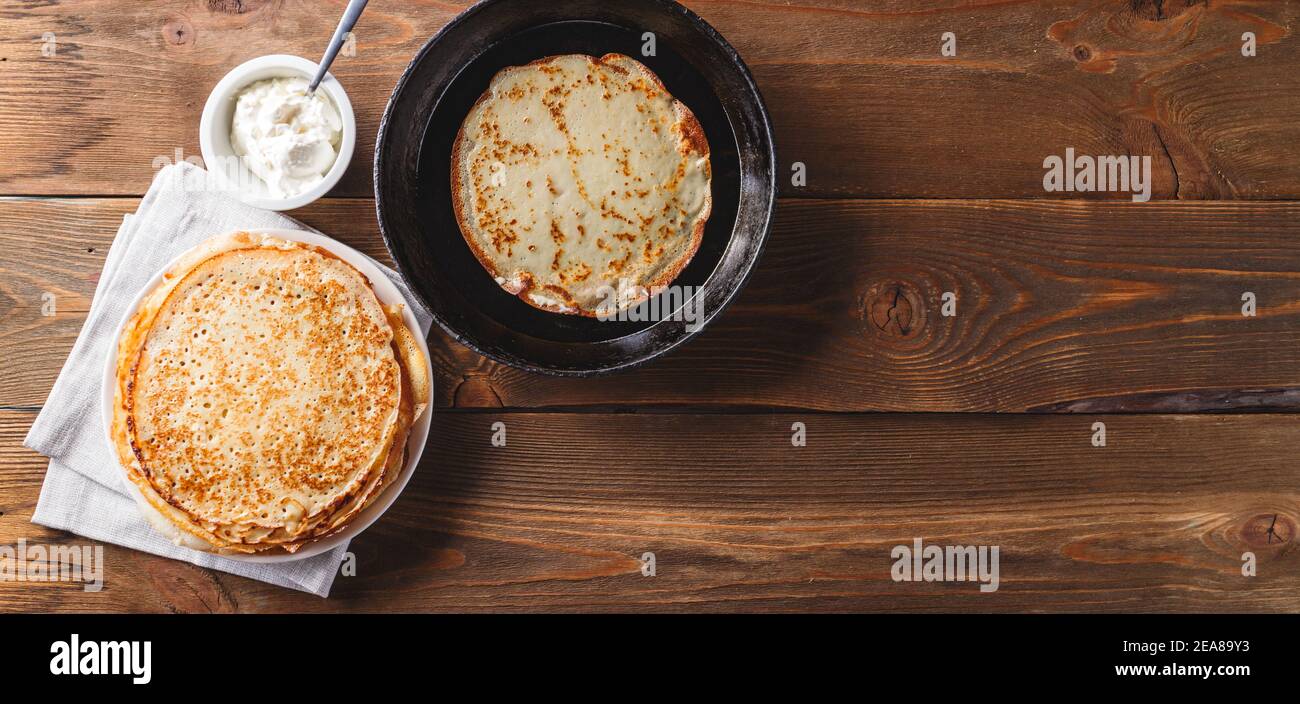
[2,410,1295,613]
[4,197,1300,412]
[0,0,1297,198]
[2,0,1299,616]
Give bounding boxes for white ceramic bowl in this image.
[101,230,432,563]
[199,55,356,211]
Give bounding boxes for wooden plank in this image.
[2,409,1296,613]
[0,1,1297,198]
[4,197,1300,412]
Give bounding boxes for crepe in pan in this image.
[452,53,712,316]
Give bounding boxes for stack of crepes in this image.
[110,232,428,554]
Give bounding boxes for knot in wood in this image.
[1128,0,1202,23]
[208,0,265,13]
[864,280,924,340]
[162,17,195,47]
[1242,513,1293,548]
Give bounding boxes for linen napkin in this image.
[23,162,432,597]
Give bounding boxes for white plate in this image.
[101,229,433,563]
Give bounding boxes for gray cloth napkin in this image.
[23,163,432,598]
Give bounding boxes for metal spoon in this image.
[308,0,370,93]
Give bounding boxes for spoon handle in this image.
[308,0,370,93]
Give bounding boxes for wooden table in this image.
[1,0,1298,613]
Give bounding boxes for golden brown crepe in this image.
[110,232,428,554]
[452,53,712,316]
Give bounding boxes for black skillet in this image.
[374,0,775,375]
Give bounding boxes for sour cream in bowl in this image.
[231,76,342,199]
[200,55,356,211]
